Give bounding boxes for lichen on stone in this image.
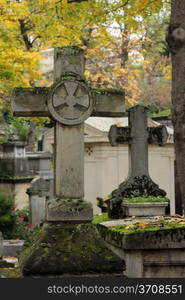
[91,88,124,96]
[53,72,86,84]
[56,46,84,57]
[14,87,49,95]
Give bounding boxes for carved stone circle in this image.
[47,79,93,125]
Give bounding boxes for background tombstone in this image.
[27,151,53,177]
[12,46,125,276]
[26,151,54,225]
[107,105,168,218]
[27,176,54,225]
[0,141,33,209]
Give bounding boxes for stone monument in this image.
[107,105,169,218]
[12,46,125,276]
[0,141,33,208]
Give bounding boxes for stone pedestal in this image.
[19,223,123,276]
[47,199,93,222]
[122,202,169,217]
[98,219,185,278]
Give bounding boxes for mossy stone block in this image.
[19,223,123,276]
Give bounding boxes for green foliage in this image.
[1,108,49,144]
[123,196,170,203]
[92,213,110,225]
[150,108,171,118]
[11,206,42,240]
[0,193,16,239]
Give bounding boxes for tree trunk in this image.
[167,0,185,214]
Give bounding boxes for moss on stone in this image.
[99,219,185,236]
[19,222,123,276]
[92,213,111,225]
[91,88,124,96]
[14,87,49,95]
[123,196,170,203]
[53,72,87,85]
[56,46,84,56]
[6,267,23,278]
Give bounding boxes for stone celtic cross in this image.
[108,105,168,217]
[12,46,125,222]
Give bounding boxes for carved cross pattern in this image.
[52,81,89,120]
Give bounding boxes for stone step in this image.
[3,240,24,257]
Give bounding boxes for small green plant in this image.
[123,196,170,203]
[0,193,16,239]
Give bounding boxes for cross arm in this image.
[12,87,50,117]
[108,125,130,146]
[108,124,169,146]
[91,88,126,117]
[148,126,169,146]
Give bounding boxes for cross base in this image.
[107,175,167,218]
[46,198,93,222]
[19,223,124,276]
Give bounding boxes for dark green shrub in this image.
[0,193,16,238]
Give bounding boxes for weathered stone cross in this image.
[107,105,168,217]
[12,46,125,222]
[109,105,168,178]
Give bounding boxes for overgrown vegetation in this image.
[123,196,170,203]
[0,196,42,240]
[108,217,185,235]
[92,213,110,225]
[11,206,42,240]
[0,193,16,238]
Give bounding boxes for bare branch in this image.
[0,93,11,103]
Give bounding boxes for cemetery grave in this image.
[98,105,170,218]
[11,46,126,277]
[0,45,183,278]
[95,106,185,278]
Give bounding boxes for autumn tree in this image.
[0,0,168,147]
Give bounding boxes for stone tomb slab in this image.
[98,218,185,278]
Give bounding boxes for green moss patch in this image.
[151,109,171,118]
[19,223,123,276]
[91,88,124,96]
[123,196,169,203]
[57,46,83,56]
[107,219,185,235]
[92,213,110,224]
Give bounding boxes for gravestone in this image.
[27,175,53,225]
[26,151,53,225]
[12,46,125,276]
[27,151,53,177]
[107,105,168,218]
[0,141,33,208]
[0,141,28,178]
